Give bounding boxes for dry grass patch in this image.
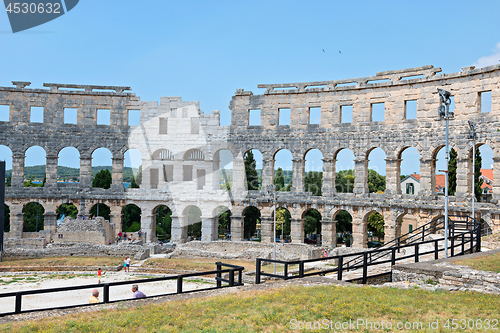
[452,252,500,273]
[144,258,255,272]
[0,257,122,268]
[1,284,499,332]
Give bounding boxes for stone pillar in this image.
[201,216,217,242]
[493,157,500,203]
[383,210,398,243]
[261,158,274,189]
[290,218,304,244]
[260,216,274,243]
[385,158,401,195]
[141,214,156,243]
[353,156,368,194]
[111,157,124,191]
[45,155,58,187]
[170,215,187,243]
[322,158,335,195]
[11,154,24,188]
[232,154,246,194]
[321,220,336,247]
[455,156,471,200]
[80,157,92,188]
[172,159,183,183]
[43,211,57,232]
[230,215,244,241]
[418,157,435,196]
[9,204,23,238]
[351,215,366,248]
[109,206,123,234]
[292,159,305,193]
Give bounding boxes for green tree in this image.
[22,202,44,232]
[244,151,259,190]
[122,204,141,232]
[367,212,384,241]
[304,171,322,196]
[474,148,483,201]
[304,209,321,235]
[89,203,110,221]
[275,207,291,238]
[274,167,285,191]
[56,203,78,220]
[336,170,355,193]
[130,174,139,188]
[448,148,457,196]
[187,206,202,239]
[6,176,11,187]
[24,175,43,187]
[243,206,260,240]
[156,205,172,241]
[218,208,231,236]
[336,211,352,233]
[92,169,112,189]
[3,204,10,232]
[368,169,386,193]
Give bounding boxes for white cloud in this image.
[473,42,500,68]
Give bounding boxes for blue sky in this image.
[0,0,498,175]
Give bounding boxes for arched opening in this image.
[56,203,78,226]
[183,149,205,190]
[274,207,291,242]
[91,148,112,189]
[244,149,262,190]
[396,213,418,243]
[124,149,142,188]
[4,204,10,232]
[364,211,385,247]
[216,206,231,238]
[243,206,261,241]
[214,150,233,191]
[57,147,80,184]
[89,203,110,221]
[474,144,494,203]
[154,205,172,242]
[399,147,421,195]
[333,210,353,246]
[186,206,202,240]
[24,146,46,187]
[22,202,44,232]
[0,145,12,186]
[274,149,292,191]
[122,204,141,232]
[303,208,321,244]
[367,148,386,193]
[304,149,323,196]
[335,148,355,193]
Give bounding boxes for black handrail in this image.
[0,262,244,317]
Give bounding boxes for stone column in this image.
[290,218,304,244]
[322,158,335,195]
[109,206,123,234]
[232,154,246,194]
[111,157,124,191]
[351,215,366,248]
[170,215,187,243]
[292,159,305,193]
[201,216,217,242]
[383,210,398,243]
[172,159,183,183]
[353,156,368,194]
[385,158,401,195]
[260,216,274,243]
[140,214,156,243]
[492,157,500,203]
[11,154,24,188]
[418,157,435,196]
[230,215,244,241]
[80,157,92,188]
[43,211,57,232]
[261,158,274,189]
[9,204,23,238]
[455,156,471,200]
[45,155,58,187]
[321,220,336,247]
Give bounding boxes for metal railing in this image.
[0,262,244,317]
[256,216,481,284]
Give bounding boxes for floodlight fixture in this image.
[437,88,451,105]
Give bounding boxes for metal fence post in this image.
[451,235,455,257]
[391,248,396,266]
[284,263,289,280]
[255,259,261,284]
[414,244,419,263]
[337,256,343,281]
[299,261,304,278]
[434,239,439,260]
[470,230,474,253]
[216,262,222,288]
[238,268,242,285]
[103,283,110,303]
[461,234,465,254]
[15,292,22,314]
[229,269,234,287]
[362,252,368,284]
[476,221,482,252]
[177,276,183,293]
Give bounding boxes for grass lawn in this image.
[0,284,499,332]
[452,252,500,273]
[0,257,123,267]
[143,258,256,272]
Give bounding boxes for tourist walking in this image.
[132,285,146,298]
[124,256,131,272]
[97,268,102,283]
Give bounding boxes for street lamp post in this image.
[437,88,454,258]
[267,185,278,274]
[468,121,478,222]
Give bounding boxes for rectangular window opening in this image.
[278,108,291,126]
[401,75,425,81]
[409,224,413,233]
[309,107,321,125]
[183,165,193,181]
[480,91,492,113]
[367,79,391,85]
[341,105,353,123]
[371,103,385,122]
[30,106,44,123]
[197,169,206,190]
[64,108,77,124]
[150,169,159,189]
[97,109,110,125]
[191,118,200,134]
[249,109,261,126]
[163,165,173,182]
[305,85,326,90]
[336,82,357,88]
[159,117,168,134]
[128,109,140,126]
[405,100,417,119]
[0,105,9,122]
